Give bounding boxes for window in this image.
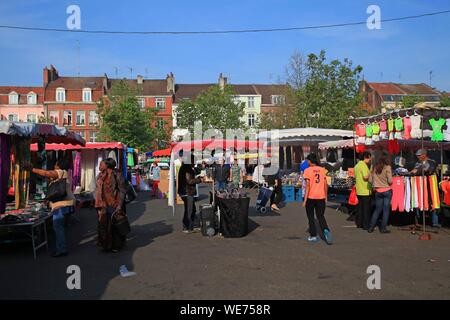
[271,95,285,105]
[8,114,18,122]
[56,88,66,102]
[138,98,145,109]
[248,114,255,127]
[233,96,241,105]
[82,88,92,102]
[27,114,37,123]
[49,111,59,124]
[248,96,255,108]
[89,131,98,143]
[27,93,37,105]
[76,111,86,126]
[157,118,165,129]
[63,111,72,126]
[89,111,98,125]
[155,98,166,110]
[8,92,18,105]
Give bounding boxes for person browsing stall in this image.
[354,152,373,230]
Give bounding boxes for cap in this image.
[416,149,427,156]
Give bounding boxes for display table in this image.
[0,204,52,259]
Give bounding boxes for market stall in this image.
[325,106,450,234]
[0,121,85,258]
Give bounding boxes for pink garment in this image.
[403,117,412,140]
[357,123,366,137]
[72,151,81,191]
[391,177,405,212]
[379,119,387,132]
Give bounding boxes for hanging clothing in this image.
[356,123,366,145]
[81,150,97,192]
[394,118,404,132]
[429,175,440,210]
[440,180,450,206]
[379,119,387,132]
[127,152,134,167]
[411,176,419,209]
[429,118,445,142]
[403,117,412,140]
[391,177,405,212]
[388,139,400,155]
[286,146,292,170]
[366,124,373,138]
[444,119,450,141]
[72,151,82,190]
[12,137,31,209]
[410,114,422,139]
[404,176,411,212]
[0,134,11,214]
[108,150,117,163]
[372,122,380,142]
[387,119,395,132]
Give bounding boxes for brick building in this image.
[0,86,45,122]
[44,65,106,142]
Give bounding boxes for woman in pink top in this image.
[368,155,393,234]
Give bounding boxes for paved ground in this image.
[1,185,449,300]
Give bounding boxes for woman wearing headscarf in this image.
[95,158,128,252]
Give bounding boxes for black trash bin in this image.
[217,196,250,238]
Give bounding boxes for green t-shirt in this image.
[372,122,380,135]
[366,124,373,137]
[355,161,371,196]
[388,119,394,132]
[429,118,445,141]
[395,118,404,131]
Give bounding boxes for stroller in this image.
[255,185,273,214]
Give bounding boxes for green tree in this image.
[398,95,425,108]
[295,50,364,129]
[439,94,450,108]
[176,85,246,132]
[97,80,156,151]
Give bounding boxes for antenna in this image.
[76,40,80,77]
[380,72,383,81]
[429,70,434,87]
[114,66,118,78]
[128,67,133,79]
[399,72,401,81]
[145,68,148,79]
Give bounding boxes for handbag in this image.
[348,186,359,206]
[112,210,131,236]
[46,178,67,202]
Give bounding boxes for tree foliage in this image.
[176,85,246,132]
[97,80,157,151]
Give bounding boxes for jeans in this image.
[370,190,392,231]
[182,196,196,231]
[305,199,329,237]
[215,181,227,191]
[52,206,73,254]
[415,209,440,226]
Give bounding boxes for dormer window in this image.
[9,92,19,105]
[82,88,92,102]
[27,92,37,105]
[56,88,66,102]
[271,95,285,105]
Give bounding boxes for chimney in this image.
[166,72,175,94]
[137,75,143,85]
[49,65,59,81]
[103,73,108,94]
[43,67,50,86]
[218,73,227,90]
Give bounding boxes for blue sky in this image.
[0,0,449,90]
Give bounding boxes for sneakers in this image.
[307,236,319,243]
[323,229,333,245]
[379,229,391,234]
[271,204,280,212]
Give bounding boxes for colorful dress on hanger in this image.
[403,117,412,140]
[394,118,404,140]
[372,122,380,142]
[410,114,422,139]
[365,123,374,145]
[429,118,445,142]
[356,123,366,145]
[388,119,395,140]
[379,119,388,140]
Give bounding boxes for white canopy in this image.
[259,127,353,140]
[319,139,355,150]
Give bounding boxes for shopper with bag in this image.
[28,159,75,257]
[354,151,373,230]
[368,155,393,233]
[95,158,128,253]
